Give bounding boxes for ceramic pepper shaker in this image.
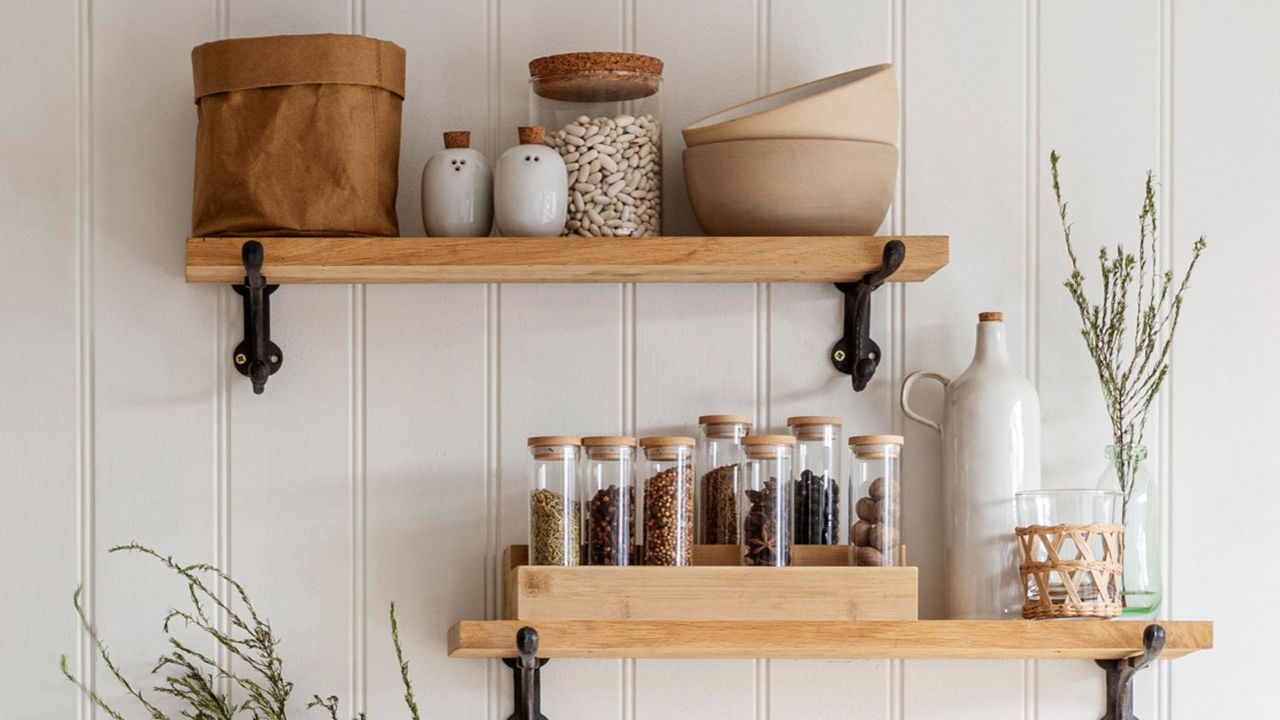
[421,131,493,237]
[494,126,568,236]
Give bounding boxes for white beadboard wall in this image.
[2,0,1276,717]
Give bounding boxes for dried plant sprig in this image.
[1050,151,1206,511]
[390,602,421,720]
[61,543,423,719]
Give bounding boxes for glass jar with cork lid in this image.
[848,435,905,567]
[787,416,843,545]
[530,52,664,237]
[638,436,695,566]
[582,436,637,566]
[740,435,796,567]
[697,415,751,545]
[527,436,582,566]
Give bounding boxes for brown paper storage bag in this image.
[191,34,406,237]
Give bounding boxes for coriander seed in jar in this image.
[529,52,664,237]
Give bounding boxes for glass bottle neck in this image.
[1105,444,1149,463]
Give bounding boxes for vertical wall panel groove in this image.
[1022,1,1040,718]
[620,2,638,717]
[889,1,907,717]
[1156,0,1174,716]
[213,2,232,703]
[75,0,96,715]
[483,2,502,717]
[349,2,369,713]
[754,3,771,717]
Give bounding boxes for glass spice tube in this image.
[527,436,582,566]
[582,436,637,566]
[740,435,796,567]
[697,415,750,545]
[786,416,843,545]
[638,436,696,566]
[848,435,905,567]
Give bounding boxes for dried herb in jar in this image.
[643,466,694,566]
[588,484,634,565]
[700,463,739,544]
[743,477,790,566]
[793,469,839,544]
[531,488,581,565]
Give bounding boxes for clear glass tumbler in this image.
[1016,489,1120,607]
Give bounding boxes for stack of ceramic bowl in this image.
[681,64,898,236]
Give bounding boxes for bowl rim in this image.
[683,63,893,134]
[682,137,900,153]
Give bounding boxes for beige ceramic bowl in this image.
[682,64,898,147]
[682,138,898,236]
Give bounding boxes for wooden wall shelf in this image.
[447,619,1212,660]
[185,235,949,284]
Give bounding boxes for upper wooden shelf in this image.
[185,235,948,284]
[447,619,1211,660]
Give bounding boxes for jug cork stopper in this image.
[518,126,545,145]
[979,311,1004,322]
[443,131,471,149]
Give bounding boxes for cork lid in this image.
[582,435,637,447]
[639,436,696,448]
[788,416,843,441]
[443,131,471,149]
[742,434,797,460]
[529,51,663,103]
[699,414,751,425]
[849,434,905,446]
[528,435,581,447]
[583,436,636,460]
[979,311,1004,322]
[517,126,545,145]
[699,414,751,439]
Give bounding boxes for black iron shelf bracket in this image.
[504,627,549,720]
[232,240,283,394]
[830,239,906,391]
[1097,623,1166,720]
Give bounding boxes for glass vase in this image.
[1097,444,1161,615]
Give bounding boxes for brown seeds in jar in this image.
[700,463,739,544]
[588,484,635,565]
[643,466,694,566]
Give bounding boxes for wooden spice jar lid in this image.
[442,130,471,149]
[742,434,797,460]
[529,51,664,103]
[528,435,582,447]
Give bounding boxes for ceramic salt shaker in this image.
[901,311,1041,620]
[494,126,567,236]
[421,131,493,237]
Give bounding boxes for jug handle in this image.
[901,371,950,434]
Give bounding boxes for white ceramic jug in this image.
[494,126,567,236]
[901,311,1040,619]
[421,130,493,237]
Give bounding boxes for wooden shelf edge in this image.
[185,235,949,284]
[446,620,1212,661]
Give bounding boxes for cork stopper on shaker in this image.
[442,131,470,149]
[979,311,1004,322]
[518,126,545,145]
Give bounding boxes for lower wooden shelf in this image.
[447,619,1212,660]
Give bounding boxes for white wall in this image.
[2,0,1276,718]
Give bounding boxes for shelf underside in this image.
[185,235,948,284]
[447,620,1212,660]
